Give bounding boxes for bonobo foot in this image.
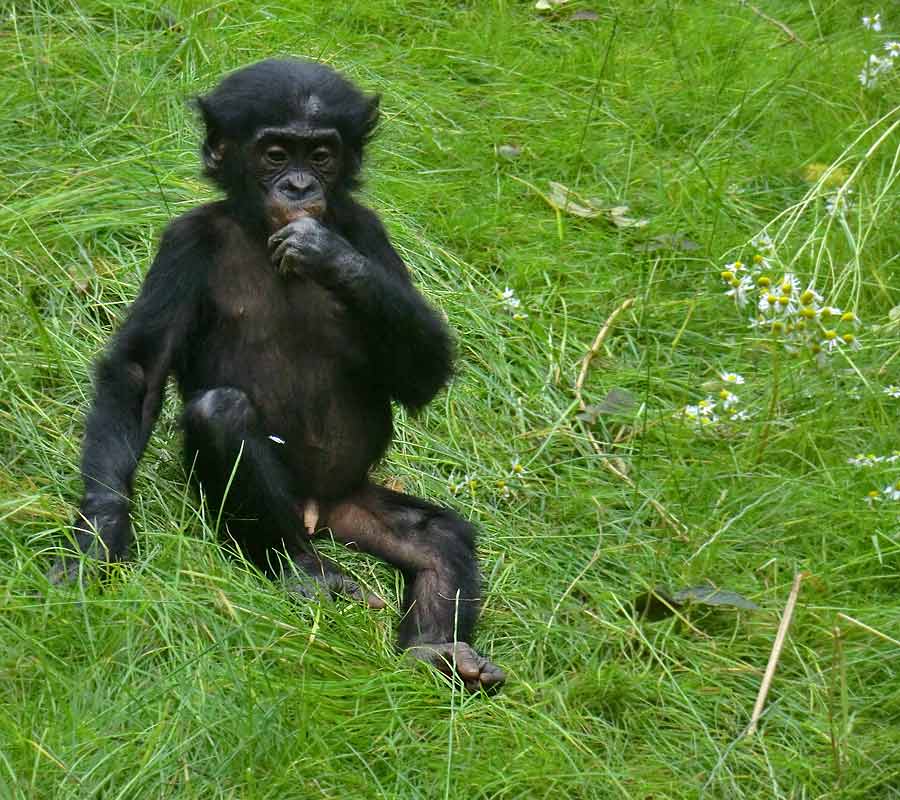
[47,554,92,585]
[407,641,506,692]
[280,552,385,609]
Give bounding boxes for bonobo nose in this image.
[279,173,317,201]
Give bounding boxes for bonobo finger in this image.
[270,239,294,267]
[335,576,386,609]
[267,229,290,253]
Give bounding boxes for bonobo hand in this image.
[268,217,345,279]
[48,494,132,584]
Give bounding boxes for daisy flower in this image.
[718,390,740,410]
[725,274,754,309]
[883,482,900,501]
[862,13,882,32]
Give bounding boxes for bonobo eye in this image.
[264,146,289,166]
[310,147,333,168]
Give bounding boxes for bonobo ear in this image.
[201,136,227,174]
[192,95,227,177]
[362,94,381,143]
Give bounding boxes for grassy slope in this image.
[1,1,898,798]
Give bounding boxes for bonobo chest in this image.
[208,235,355,354]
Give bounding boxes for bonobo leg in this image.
[324,484,505,691]
[182,387,379,605]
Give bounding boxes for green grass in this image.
[1,1,899,797]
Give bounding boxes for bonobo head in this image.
[195,59,380,232]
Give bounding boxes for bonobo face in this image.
[252,124,343,232]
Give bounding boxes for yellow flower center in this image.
[824,329,837,340]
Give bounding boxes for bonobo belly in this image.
[185,341,392,500]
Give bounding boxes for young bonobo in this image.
[54,59,504,691]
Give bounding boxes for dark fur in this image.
[59,59,502,689]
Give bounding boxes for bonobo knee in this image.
[426,509,478,570]
[183,387,256,434]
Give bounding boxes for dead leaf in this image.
[576,388,637,424]
[802,162,848,188]
[385,476,406,493]
[634,233,701,252]
[545,182,649,227]
[498,144,522,159]
[631,584,758,621]
[671,586,759,610]
[547,181,603,218]
[609,205,649,229]
[571,10,600,21]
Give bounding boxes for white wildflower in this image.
[682,402,719,426]
[884,385,900,398]
[848,453,884,467]
[720,372,745,385]
[885,41,900,58]
[719,390,740,410]
[750,232,775,255]
[499,287,528,318]
[758,291,779,315]
[862,13,882,32]
[821,330,842,353]
[750,254,771,272]
[683,405,701,420]
[778,273,801,297]
[500,287,520,308]
[882,482,900,501]
[725,274,754,309]
[826,189,853,215]
[697,397,717,416]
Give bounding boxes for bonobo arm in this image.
[60,218,203,572]
[269,204,453,410]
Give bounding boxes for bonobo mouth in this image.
[267,200,327,231]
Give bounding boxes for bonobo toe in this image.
[407,641,505,692]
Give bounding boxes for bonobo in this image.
[54,59,504,691]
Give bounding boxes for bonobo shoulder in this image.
[157,202,229,259]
